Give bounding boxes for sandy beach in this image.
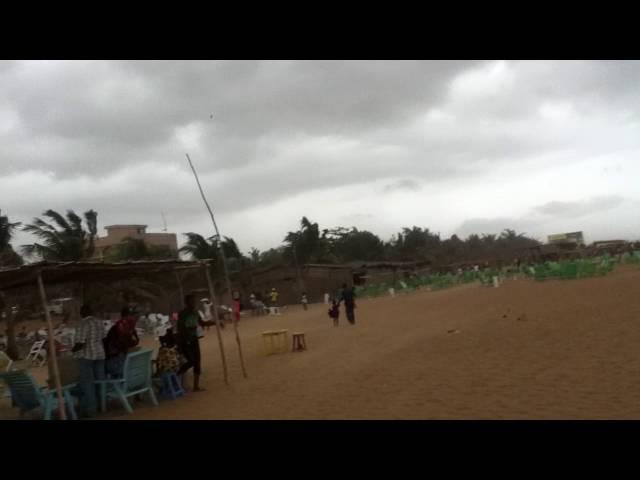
[3,265,640,420]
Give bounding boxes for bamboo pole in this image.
[36,271,66,420]
[174,271,184,304]
[203,264,229,385]
[185,153,248,378]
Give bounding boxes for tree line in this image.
[0,210,541,271]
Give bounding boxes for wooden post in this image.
[174,271,184,302]
[203,264,229,385]
[186,153,248,379]
[36,271,66,420]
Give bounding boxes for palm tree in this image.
[284,216,327,264]
[179,233,218,260]
[180,233,243,261]
[0,210,23,266]
[21,209,98,261]
[249,247,261,265]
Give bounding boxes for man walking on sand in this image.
[339,283,356,325]
[176,294,217,392]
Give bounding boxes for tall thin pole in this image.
[292,241,305,294]
[37,271,66,420]
[174,271,184,307]
[185,153,248,379]
[203,264,229,385]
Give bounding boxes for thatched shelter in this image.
[0,259,238,419]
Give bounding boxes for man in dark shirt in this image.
[339,283,357,325]
[176,294,216,392]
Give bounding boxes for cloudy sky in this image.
[1,60,639,254]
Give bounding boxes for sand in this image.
[3,265,640,419]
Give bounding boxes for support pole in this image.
[186,153,248,379]
[174,271,184,304]
[203,264,229,385]
[292,242,305,295]
[36,271,66,420]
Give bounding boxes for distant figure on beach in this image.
[176,294,217,392]
[199,298,213,331]
[232,291,241,323]
[328,299,340,327]
[301,293,308,311]
[270,287,279,307]
[339,283,356,325]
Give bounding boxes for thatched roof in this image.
[0,259,212,291]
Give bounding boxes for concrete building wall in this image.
[94,224,178,258]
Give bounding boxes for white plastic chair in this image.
[26,340,46,367]
[0,351,13,372]
[0,351,11,398]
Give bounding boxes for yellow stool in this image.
[262,329,289,355]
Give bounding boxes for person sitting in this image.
[156,328,180,376]
[104,307,139,378]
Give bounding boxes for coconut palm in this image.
[0,210,23,266]
[179,233,219,260]
[180,233,243,261]
[21,209,98,261]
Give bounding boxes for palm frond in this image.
[43,209,72,233]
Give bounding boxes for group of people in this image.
[68,294,218,418]
[328,283,356,327]
[70,304,140,418]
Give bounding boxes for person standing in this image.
[339,283,357,325]
[104,307,139,378]
[232,291,241,323]
[199,299,213,331]
[301,292,308,311]
[176,294,217,392]
[72,304,105,418]
[269,287,279,307]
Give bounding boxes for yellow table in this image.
[262,329,289,355]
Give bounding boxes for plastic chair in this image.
[96,348,158,414]
[156,372,185,400]
[0,351,13,372]
[0,370,77,420]
[26,340,47,367]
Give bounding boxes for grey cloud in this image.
[534,195,624,217]
[0,60,478,178]
[455,195,629,242]
[454,217,539,240]
[383,179,422,193]
[2,61,640,251]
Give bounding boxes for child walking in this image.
[328,299,340,327]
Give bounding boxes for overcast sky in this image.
[2,60,639,255]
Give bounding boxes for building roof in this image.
[302,263,353,270]
[104,224,148,229]
[0,259,212,291]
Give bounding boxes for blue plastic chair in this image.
[0,370,77,420]
[156,372,185,400]
[96,348,158,414]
